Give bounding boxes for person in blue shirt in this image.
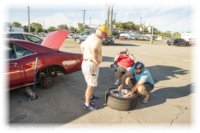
[118,62,154,103]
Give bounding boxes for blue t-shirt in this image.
[129,67,154,85]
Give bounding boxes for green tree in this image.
[57,24,69,30]
[172,32,181,38]
[23,25,28,32]
[115,22,123,30]
[153,27,161,35]
[161,31,173,38]
[47,26,57,32]
[69,26,78,32]
[78,23,84,33]
[31,22,43,33]
[12,22,22,27]
[23,25,34,32]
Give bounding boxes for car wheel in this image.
[76,38,81,44]
[41,76,54,89]
[105,87,138,111]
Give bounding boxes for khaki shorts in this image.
[82,61,99,87]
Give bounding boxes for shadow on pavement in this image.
[135,83,192,110]
[102,56,114,62]
[9,63,191,124]
[147,65,189,83]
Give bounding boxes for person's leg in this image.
[115,66,123,80]
[84,62,99,110]
[85,85,94,106]
[114,66,126,85]
[137,85,149,103]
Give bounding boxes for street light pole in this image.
[83,10,86,26]
[150,26,154,44]
[28,5,30,33]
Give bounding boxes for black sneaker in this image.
[83,104,98,111]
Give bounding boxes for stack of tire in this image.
[105,87,138,111]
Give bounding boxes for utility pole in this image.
[89,17,91,26]
[106,5,113,36]
[107,6,110,28]
[28,5,30,33]
[140,17,142,26]
[82,10,86,26]
[114,12,116,21]
[150,26,154,44]
[109,5,113,36]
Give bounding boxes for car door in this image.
[13,43,37,85]
[179,39,187,46]
[8,43,22,90]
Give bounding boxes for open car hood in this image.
[41,30,70,50]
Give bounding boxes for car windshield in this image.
[24,34,42,44]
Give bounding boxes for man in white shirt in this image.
[81,25,109,110]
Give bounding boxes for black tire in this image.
[41,76,54,89]
[106,87,138,111]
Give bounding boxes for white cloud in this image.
[26,12,74,28]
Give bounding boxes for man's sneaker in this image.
[83,104,98,111]
[142,94,149,104]
[90,95,99,102]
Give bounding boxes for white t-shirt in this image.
[81,34,102,64]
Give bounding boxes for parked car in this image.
[67,33,75,38]
[188,38,195,46]
[6,32,43,44]
[102,36,115,45]
[167,38,189,46]
[119,36,126,40]
[119,33,131,40]
[6,30,83,90]
[74,32,91,44]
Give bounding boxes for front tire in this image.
[41,76,54,89]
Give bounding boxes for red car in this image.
[7,30,83,90]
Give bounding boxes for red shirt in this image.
[117,54,134,68]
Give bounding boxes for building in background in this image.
[181,32,194,41]
[5,23,24,32]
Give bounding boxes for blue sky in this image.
[8,3,193,32]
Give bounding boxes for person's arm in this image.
[114,53,120,62]
[128,54,135,60]
[80,42,84,53]
[90,47,100,65]
[124,74,148,97]
[130,82,144,94]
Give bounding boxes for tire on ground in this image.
[106,87,138,111]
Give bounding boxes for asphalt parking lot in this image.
[9,39,193,126]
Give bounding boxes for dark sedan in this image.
[167,38,189,46]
